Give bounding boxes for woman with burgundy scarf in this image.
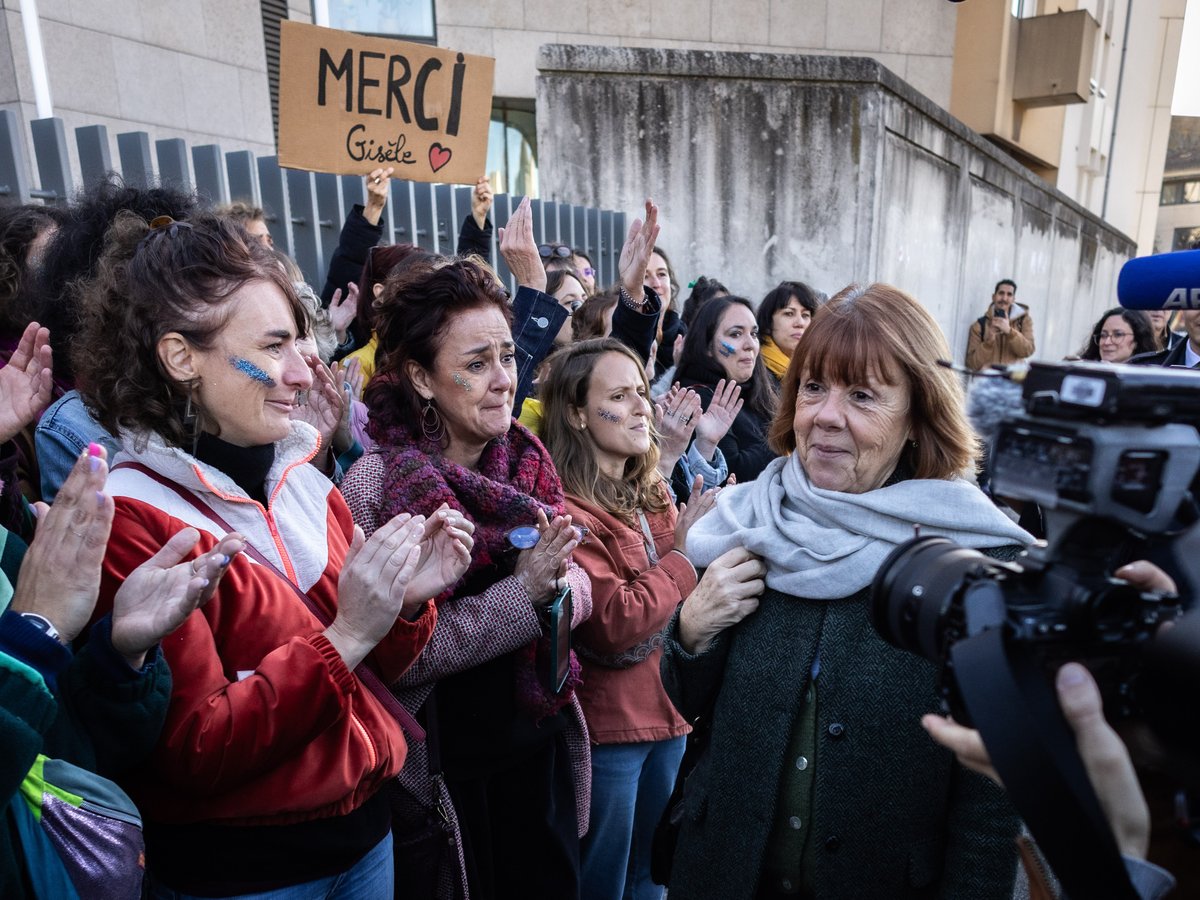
[341,255,593,900]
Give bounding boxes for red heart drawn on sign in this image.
[429,143,452,173]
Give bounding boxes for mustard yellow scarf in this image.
[760,336,791,379]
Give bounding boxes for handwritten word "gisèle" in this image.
[345,126,416,165]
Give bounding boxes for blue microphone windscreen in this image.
[1117,250,1200,310]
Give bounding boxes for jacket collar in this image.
[117,421,320,502]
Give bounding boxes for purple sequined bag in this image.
[10,754,144,899]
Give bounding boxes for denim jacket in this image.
[35,390,120,503]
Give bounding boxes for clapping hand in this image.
[328,283,358,347]
[110,530,245,670]
[293,355,345,469]
[673,474,718,553]
[328,515,426,670]
[0,321,53,444]
[618,199,661,301]
[693,379,743,462]
[9,444,113,644]
[513,510,581,606]
[404,503,476,604]
[654,385,701,477]
[498,197,546,292]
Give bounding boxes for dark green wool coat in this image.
[661,583,1021,900]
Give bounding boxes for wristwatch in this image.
[18,612,62,642]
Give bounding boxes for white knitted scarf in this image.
[686,454,1034,599]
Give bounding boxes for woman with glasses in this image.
[1076,307,1156,364]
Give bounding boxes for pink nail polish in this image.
[87,442,103,457]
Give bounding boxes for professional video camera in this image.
[872,360,1200,728]
[869,359,1200,899]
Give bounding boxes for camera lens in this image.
[871,536,996,661]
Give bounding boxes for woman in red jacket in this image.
[540,337,759,900]
[71,212,473,899]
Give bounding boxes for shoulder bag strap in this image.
[111,461,425,742]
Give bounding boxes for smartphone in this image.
[545,583,572,695]
[993,307,1008,319]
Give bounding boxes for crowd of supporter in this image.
[0,165,1189,900]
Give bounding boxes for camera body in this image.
[872,361,1200,726]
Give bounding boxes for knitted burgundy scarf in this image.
[375,417,581,718]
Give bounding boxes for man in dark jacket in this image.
[1130,309,1200,368]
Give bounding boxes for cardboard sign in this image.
[277,21,494,183]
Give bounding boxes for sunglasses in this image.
[580,266,595,278]
[538,244,573,260]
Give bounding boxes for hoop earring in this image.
[421,399,443,439]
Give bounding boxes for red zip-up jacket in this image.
[94,423,435,826]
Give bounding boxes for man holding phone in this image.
[965,279,1036,371]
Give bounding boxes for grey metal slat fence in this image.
[0,114,626,295]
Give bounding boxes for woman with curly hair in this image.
[72,212,473,898]
[1076,307,1156,364]
[341,254,593,899]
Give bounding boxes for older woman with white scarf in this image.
[659,283,1035,900]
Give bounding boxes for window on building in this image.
[1172,226,1200,251]
[1161,180,1200,205]
[487,100,538,198]
[319,0,436,42]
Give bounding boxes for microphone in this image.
[965,368,1027,443]
[1117,250,1200,310]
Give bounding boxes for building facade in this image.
[0,1,1183,257]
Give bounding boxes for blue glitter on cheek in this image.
[596,408,621,423]
[229,356,276,388]
[718,341,737,357]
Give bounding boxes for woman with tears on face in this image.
[341,254,593,900]
[73,213,474,899]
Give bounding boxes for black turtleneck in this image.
[193,431,275,506]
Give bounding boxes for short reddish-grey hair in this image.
[768,282,978,480]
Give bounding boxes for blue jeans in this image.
[147,832,393,900]
[581,736,687,900]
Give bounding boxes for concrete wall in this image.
[437,0,959,109]
[0,0,275,187]
[536,46,1135,363]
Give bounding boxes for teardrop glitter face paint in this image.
[229,356,277,388]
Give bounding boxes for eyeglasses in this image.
[538,244,572,260]
[581,267,595,277]
[561,298,585,315]
[1094,331,1132,344]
